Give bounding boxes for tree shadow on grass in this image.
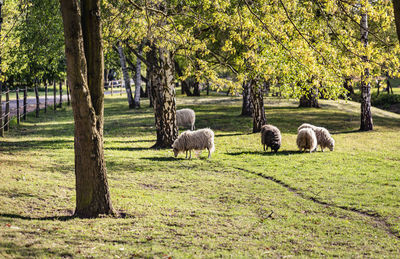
[0,241,72,258]
[141,157,178,162]
[109,139,155,144]
[105,147,151,151]
[0,139,73,151]
[0,213,75,221]
[215,132,247,137]
[227,150,303,156]
[333,129,361,134]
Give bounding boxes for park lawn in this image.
[0,95,399,257]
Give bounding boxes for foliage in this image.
[100,0,400,102]
[1,0,65,86]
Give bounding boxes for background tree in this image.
[116,41,135,108]
[4,0,65,86]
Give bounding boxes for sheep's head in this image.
[173,147,179,157]
[328,138,335,151]
[171,142,180,157]
[271,143,281,152]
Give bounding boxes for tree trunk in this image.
[360,12,373,131]
[133,44,143,108]
[250,80,266,133]
[146,64,153,107]
[393,0,400,43]
[241,81,253,117]
[299,86,320,108]
[376,79,381,97]
[182,80,193,96]
[60,0,116,218]
[175,61,193,96]
[343,78,355,97]
[147,44,178,148]
[117,42,134,108]
[192,78,200,96]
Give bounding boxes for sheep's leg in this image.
[321,146,324,152]
[208,148,211,159]
[263,145,266,152]
[189,150,192,159]
[185,151,188,159]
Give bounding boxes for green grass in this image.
[1,95,400,257]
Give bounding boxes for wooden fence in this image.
[0,81,70,137]
[0,79,125,137]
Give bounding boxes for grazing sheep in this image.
[176,108,196,130]
[172,128,215,159]
[297,123,335,152]
[313,127,335,152]
[261,124,282,153]
[296,128,317,153]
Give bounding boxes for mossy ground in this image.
[0,95,399,257]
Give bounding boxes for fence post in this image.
[5,87,9,131]
[53,81,57,111]
[45,82,48,113]
[35,85,39,117]
[59,81,62,108]
[23,86,27,120]
[111,80,113,96]
[66,79,70,106]
[16,87,20,124]
[0,89,3,137]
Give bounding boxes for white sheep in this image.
[297,123,335,152]
[172,128,215,159]
[261,124,282,153]
[296,128,317,153]
[314,127,335,152]
[176,108,196,130]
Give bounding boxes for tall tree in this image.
[147,43,178,148]
[360,11,373,131]
[241,81,253,116]
[250,80,266,133]
[116,41,134,108]
[133,42,143,108]
[60,0,115,218]
[393,0,400,42]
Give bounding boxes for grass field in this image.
[1,95,400,257]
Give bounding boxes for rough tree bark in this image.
[360,12,373,131]
[393,0,400,43]
[192,78,200,96]
[146,62,153,107]
[241,81,253,117]
[117,42,135,108]
[60,0,116,218]
[343,77,355,97]
[133,43,143,108]
[250,80,266,133]
[147,44,178,148]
